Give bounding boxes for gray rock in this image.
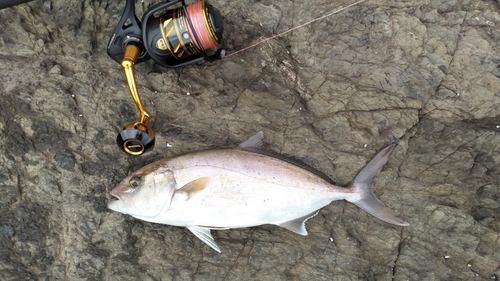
[0,0,499,280]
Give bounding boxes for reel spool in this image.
[107,0,224,156]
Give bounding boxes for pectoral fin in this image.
[277,210,319,236]
[177,177,210,199]
[187,226,221,253]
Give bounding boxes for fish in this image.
[108,132,409,253]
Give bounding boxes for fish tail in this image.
[346,145,409,226]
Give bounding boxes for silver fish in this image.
[108,132,409,252]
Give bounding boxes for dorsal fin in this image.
[277,210,320,236]
[238,132,335,185]
[238,131,265,150]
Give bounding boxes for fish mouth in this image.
[107,190,122,211]
[109,189,122,200]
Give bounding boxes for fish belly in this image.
[159,175,333,228]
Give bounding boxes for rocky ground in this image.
[0,0,499,280]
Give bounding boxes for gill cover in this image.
[108,169,177,219]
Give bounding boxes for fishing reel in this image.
[108,0,224,156]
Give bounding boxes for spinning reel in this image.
[108,0,224,156]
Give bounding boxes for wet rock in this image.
[0,0,499,280]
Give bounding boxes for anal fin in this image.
[277,210,319,236]
[187,226,221,253]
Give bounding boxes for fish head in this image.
[108,164,176,219]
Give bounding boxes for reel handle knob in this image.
[117,122,155,156]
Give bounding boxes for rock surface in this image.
[0,0,499,280]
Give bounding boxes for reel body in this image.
[108,0,224,156]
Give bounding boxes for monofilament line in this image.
[224,0,366,58]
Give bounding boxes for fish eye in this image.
[129,175,143,188]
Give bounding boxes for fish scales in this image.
[170,148,341,192]
[159,149,348,227]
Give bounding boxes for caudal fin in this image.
[346,145,409,226]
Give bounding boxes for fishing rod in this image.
[0,0,35,9]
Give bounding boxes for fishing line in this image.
[224,0,366,58]
[185,0,221,52]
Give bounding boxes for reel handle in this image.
[121,43,151,125]
[116,43,155,156]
